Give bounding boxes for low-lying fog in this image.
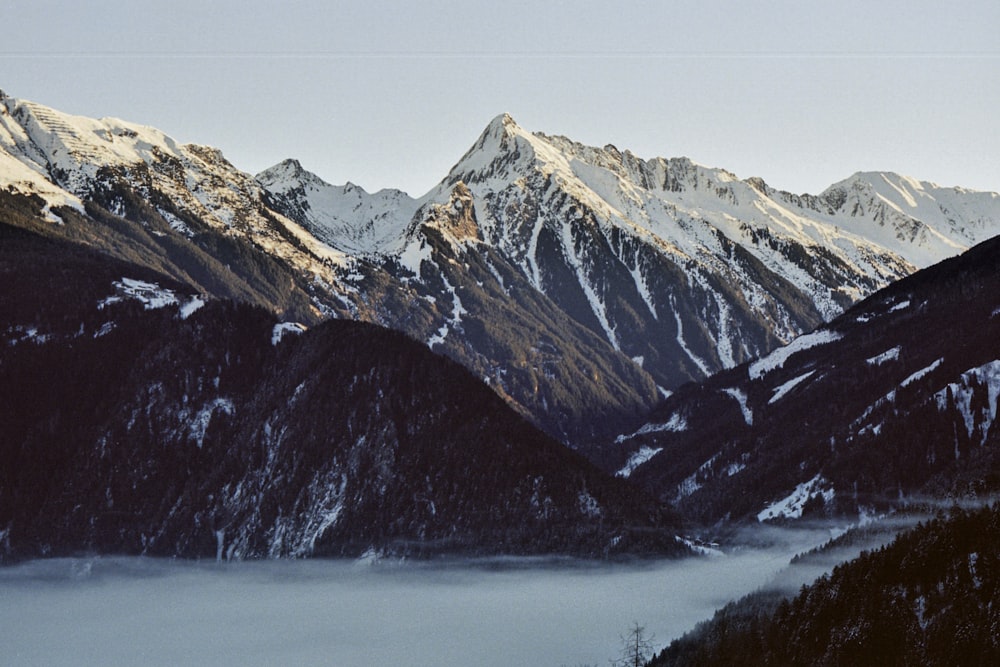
[0,523,903,666]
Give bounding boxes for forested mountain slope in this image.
[652,504,1000,666]
[0,223,681,562]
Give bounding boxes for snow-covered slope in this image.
[816,172,1000,266]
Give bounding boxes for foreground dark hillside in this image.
[0,223,681,562]
[651,504,1000,666]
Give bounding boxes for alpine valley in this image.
[2,86,1000,582]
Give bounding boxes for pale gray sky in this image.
[2,0,998,196]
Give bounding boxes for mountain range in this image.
[4,90,998,453]
[3,87,998,663]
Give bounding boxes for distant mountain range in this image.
[4,90,998,453]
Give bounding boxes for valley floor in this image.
[0,526,840,667]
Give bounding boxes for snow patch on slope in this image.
[428,273,467,348]
[100,278,179,310]
[638,412,688,435]
[757,475,834,522]
[749,329,842,379]
[397,238,433,277]
[769,370,816,405]
[98,278,207,319]
[179,296,206,319]
[272,322,306,346]
[6,326,53,346]
[673,306,710,375]
[615,412,687,443]
[183,398,234,448]
[674,455,721,502]
[615,446,663,478]
[559,217,620,351]
[722,387,753,425]
[935,360,1000,443]
[867,346,901,366]
[902,358,944,387]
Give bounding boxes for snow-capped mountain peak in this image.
[442,112,539,189]
[383,114,999,406]
[488,111,519,136]
[255,159,418,256]
[817,171,1000,266]
[2,92,250,225]
[1,90,352,286]
[1,94,188,192]
[429,115,919,319]
[257,157,308,183]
